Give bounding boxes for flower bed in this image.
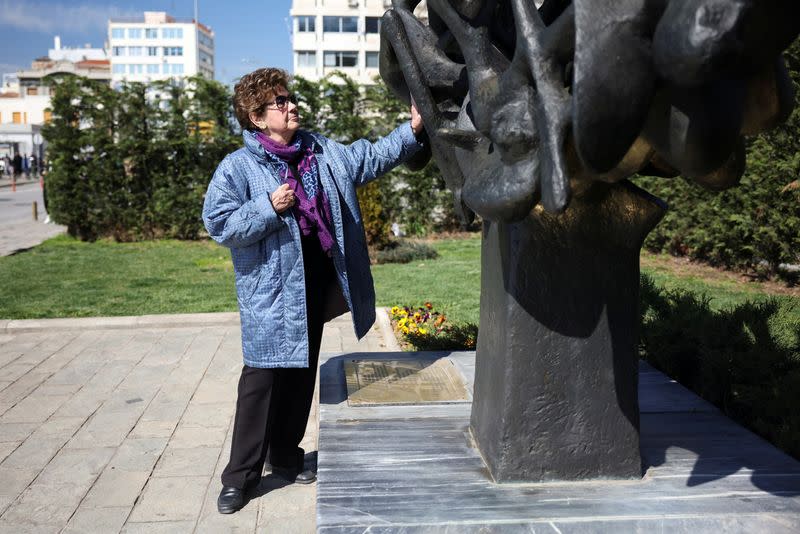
[389,304,478,351]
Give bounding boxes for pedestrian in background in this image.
[203,67,425,514]
[12,153,22,177]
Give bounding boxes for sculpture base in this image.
[471,182,666,482]
[317,351,800,532]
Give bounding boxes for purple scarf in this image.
[255,132,336,255]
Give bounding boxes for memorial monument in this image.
[378,0,800,482]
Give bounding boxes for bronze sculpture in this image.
[379,0,800,481]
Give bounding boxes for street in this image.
[0,181,65,256]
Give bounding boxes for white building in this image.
[0,53,111,159]
[290,0,395,84]
[108,11,215,86]
[2,74,19,94]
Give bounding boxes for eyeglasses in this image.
[266,94,297,110]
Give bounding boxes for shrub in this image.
[357,181,390,250]
[375,240,438,264]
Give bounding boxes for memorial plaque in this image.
[344,358,470,406]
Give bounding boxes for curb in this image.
[375,307,402,352]
[0,311,240,334]
[0,309,404,351]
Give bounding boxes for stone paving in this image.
[0,311,398,533]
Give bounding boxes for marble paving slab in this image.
[317,352,800,533]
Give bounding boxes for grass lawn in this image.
[372,237,481,324]
[0,233,798,323]
[0,235,237,319]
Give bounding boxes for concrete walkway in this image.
[0,220,66,257]
[0,180,65,257]
[0,311,398,533]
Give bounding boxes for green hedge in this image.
[43,71,465,244]
[639,274,800,459]
[43,75,238,241]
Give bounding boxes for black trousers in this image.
[221,236,336,490]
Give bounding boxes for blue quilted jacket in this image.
[202,123,422,368]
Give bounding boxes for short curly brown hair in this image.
[233,67,290,131]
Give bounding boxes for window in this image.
[297,51,316,68]
[200,51,213,66]
[128,28,142,39]
[324,51,358,68]
[163,47,183,56]
[147,64,160,74]
[366,51,379,68]
[147,47,159,57]
[113,64,126,74]
[365,17,381,34]
[128,64,143,74]
[12,112,21,124]
[26,87,38,96]
[198,33,214,48]
[162,27,183,39]
[129,47,143,56]
[145,28,158,39]
[323,16,357,33]
[164,63,184,75]
[44,111,52,123]
[112,47,125,56]
[297,16,315,32]
[111,28,125,39]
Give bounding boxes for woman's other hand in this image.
[271,183,295,213]
[411,101,424,136]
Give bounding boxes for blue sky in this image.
[0,0,294,86]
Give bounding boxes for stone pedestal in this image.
[470,181,666,482]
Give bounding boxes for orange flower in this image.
[425,302,432,309]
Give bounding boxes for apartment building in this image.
[108,11,215,86]
[290,0,397,84]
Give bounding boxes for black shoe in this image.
[272,465,317,485]
[217,486,246,514]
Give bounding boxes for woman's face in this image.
[253,86,300,139]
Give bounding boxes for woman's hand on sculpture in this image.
[271,183,295,213]
[411,101,424,136]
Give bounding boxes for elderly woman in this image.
[202,67,424,514]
